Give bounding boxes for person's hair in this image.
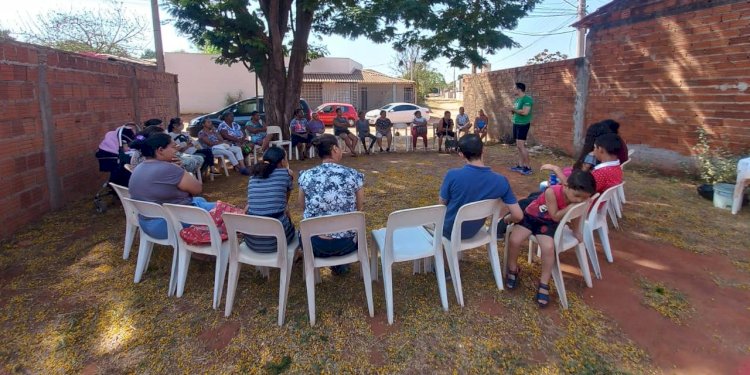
[515,82,526,92]
[167,117,181,132]
[250,110,259,117]
[414,110,421,116]
[143,125,166,136]
[335,108,342,113]
[220,112,233,121]
[599,119,620,134]
[573,121,615,169]
[143,118,163,127]
[358,111,364,116]
[295,108,304,116]
[379,110,386,116]
[594,133,623,156]
[312,134,339,159]
[444,111,451,116]
[566,169,597,195]
[457,134,483,161]
[251,146,286,179]
[129,132,171,158]
[202,117,213,127]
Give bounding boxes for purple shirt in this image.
[129,160,191,205]
[307,119,325,134]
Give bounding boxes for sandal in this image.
[536,282,551,308]
[505,267,520,290]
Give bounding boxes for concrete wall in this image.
[0,40,179,239]
[164,52,262,113]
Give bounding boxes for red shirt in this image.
[525,185,568,222]
[592,160,623,193]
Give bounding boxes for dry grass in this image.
[1,143,747,373]
[638,277,693,324]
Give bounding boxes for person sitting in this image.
[503,170,597,308]
[374,110,393,152]
[436,111,456,153]
[333,108,358,156]
[307,112,326,138]
[168,117,213,175]
[355,111,376,154]
[128,133,216,239]
[244,111,272,152]
[474,109,489,143]
[298,134,365,275]
[218,112,253,157]
[411,110,429,151]
[574,120,629,171]
[455,106,471,136]
[131,125,204,174]
[440,134,523,241]
[543,133,624,195]
[197,118,249,175]
[244,147,296,253]
[290,108,314,160]
[96,122,139,186]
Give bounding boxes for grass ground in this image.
[1,140,748,374]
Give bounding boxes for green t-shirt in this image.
[513,95,533,125]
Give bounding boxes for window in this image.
[341,106,349,113]
[320,105,333,113]
[394,105,413,112]
[360,87,368,111]
[234,99,257,117]
[404,87,414,103]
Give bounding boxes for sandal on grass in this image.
[505,267,520,290]
[536,282,551,308]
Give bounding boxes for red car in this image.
[315,103,358,126]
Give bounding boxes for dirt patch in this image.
[0,265,24,284]
[477,297,506,316]
[368,314,399,338]
[80,362,98,375]
[197,321,241,351]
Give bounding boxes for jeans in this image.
[138,197,216,240]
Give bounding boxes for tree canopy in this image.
[165,0,539,131]
[526,49,568,65]
[392,46,447,103]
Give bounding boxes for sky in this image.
[1,0,612,82]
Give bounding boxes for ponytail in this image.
[251,146,286,179]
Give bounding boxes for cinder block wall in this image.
[0,40,179,239]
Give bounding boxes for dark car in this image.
[188,96,311,137]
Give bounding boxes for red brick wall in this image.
[0,40,178,239]
[462,59,582,155]
[463,0,750,162]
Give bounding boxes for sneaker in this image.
[510,165,522,172]
[240,167,250,176]
[520,167,533,175]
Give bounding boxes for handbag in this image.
[179,201,244,245]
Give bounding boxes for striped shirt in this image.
[244,168,296,253]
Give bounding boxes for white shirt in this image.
[456,113,470,128]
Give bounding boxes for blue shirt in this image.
[440,164,517,239]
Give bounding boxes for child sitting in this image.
[355,111,376,154]
[503,170,597,308]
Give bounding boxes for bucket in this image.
[713,183,734,210]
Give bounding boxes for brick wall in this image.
[0,40,178,239]
[463,0,750,165]
[463,59,583,155]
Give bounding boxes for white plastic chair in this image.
[109,183,138,260]
[505,195,597,310]
[222,213,300,325]
[392,123,412,152]
[609,149,634,225]
[732,168,750,215]
[214,155,230,178]
[583,185,622,279]
[371,205,448,324]
[267,126,294,160]
[442,199,503,307]
[123,198,178,296]
[163,203,230,310]
[299,212,374,326]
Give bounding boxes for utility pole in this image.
[151,0,165,72]
[576,0,586,57]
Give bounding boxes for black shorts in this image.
[437,130,455,137]
[518,214,558,237]
[334,127,351,136]
[513,123,531,141]
[291,133,313,146]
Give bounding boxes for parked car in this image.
[314,103,357,126]
[188,96,311,136]
[365,102,432,124]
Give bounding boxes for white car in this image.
[365,102,432,124]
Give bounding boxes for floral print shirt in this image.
[299,162,364,238]
[218,121,244,144]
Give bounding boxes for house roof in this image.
[361,69,413,84]
[303,69,364,83]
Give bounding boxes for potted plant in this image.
[691,128,743,203]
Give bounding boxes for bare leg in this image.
[507,225,532,273]
[517,139,529,167]
[536,236,555,285]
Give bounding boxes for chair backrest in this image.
[555,193,599,248]
[621,149,635,169]
[267,126,284,140]
[222,213,290,266]
[123,198,175,243]
[162,203,223,250]
[451,199,502,241]
[587,184,621,224]
[109,183,131,199]
[299,212,367,259]
[111,183,137,225]
[393,123,408,131]
[383,205,446,260]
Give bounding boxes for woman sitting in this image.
[298,134,365,275]
[573,119,629,171]
[168,117,214,174]
[474,109,489,142]
[244,111,272,152]
[218,112,253,157]
[244,147,296,253]
[128,133,216,239]
[131,125,204,174]
[198,118,250,175]
[436,110,455,153]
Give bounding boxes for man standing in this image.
[510,82,533,175]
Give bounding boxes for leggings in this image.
[359,133,377,150]
[412,126,428,149]
[211,145,243,166]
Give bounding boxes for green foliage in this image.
[224,90,244,106]
[0,26,14,40]
[140,49,156,60]
[264,355,292,374]
[691,127,739,184]
[16,0,147,58]
[526,49,568,65]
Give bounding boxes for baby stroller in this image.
[94,125,136,213]
[444,132,459,153]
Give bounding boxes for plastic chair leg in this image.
[305,262,317,326]
[598,226,614,263]
[433,252,449,312]
[383,262,395,324]
[123,223,137,260]
[551,258,568,309]
[278,263,292,326]
[213,249,229,310]
[449,249,464,307]
[487,242,504,291]
[134,241,154,283]
[224,260,240,317]
[359,254,375,318]
[583,226,602,280]
[176,249,191,297]
[168,247,178,296]
[574,244,593,288]
[370,246,379,282]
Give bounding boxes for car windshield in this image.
[380,104,394,110]
[314,105,327,112]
